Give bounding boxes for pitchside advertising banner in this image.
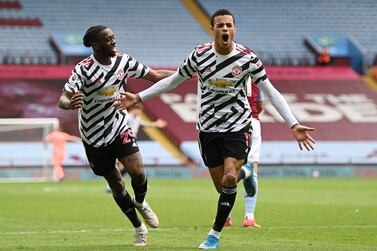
[0,65,376,166]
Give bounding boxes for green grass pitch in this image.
[1,178,377,250]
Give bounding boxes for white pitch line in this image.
[266,225,377,230]
[1,225,377,235]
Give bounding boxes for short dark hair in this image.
[210,9,235,27]
[83,25,107,47]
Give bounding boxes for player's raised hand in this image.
[113,92,141,110]
[291,124,315,151]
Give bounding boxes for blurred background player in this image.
[44,125,81,182]
[317,47,331,65]
[127,103,167,135]
[243,79,264,228]
[106,102,167,192]
[224,77,263,228]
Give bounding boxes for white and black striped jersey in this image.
[63,53,149,147]
[178,42,267,133]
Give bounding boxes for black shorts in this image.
[83,128,139,176]
[198,126,252,168]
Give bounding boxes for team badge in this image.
[231,65,242,76]
[116,69,125,80]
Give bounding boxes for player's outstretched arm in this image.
[259,79,316,151]
[114,71,188,110]
[143,69,176,83]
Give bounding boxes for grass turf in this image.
[0,178,377,250]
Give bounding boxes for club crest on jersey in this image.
[116,69,125,80]
[231,65,242,76]
[205,66,212,73]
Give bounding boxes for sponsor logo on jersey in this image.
[208,79,234,88]
[97,86,117,96]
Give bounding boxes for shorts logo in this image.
[231,65,242,77]
[120,129,136,144]
[245,131,252,147]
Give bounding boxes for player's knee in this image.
[222,173,238,187]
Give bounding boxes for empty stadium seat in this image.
[0,0,376,67]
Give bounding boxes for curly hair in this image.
[83,25,107,47]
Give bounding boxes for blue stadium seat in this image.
[0,0,376,66]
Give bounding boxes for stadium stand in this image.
[0,0,208,66]
[0,0,376,68]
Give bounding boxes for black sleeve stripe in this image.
[139,66,147,78]
[255,74,267,84]
[251,65,264,75]
[250,57,259,64]
[186,57,195,73]
[182,65,192,77]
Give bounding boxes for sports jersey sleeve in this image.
[63,65,84,93]
[178,49,197,78]
[127,56,150,79]
[139,71,188,101]
[258,78,298,128]
[249,56,268,85]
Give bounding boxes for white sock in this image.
[133,199,145,207]
[209,229,221,239]
[244,173,258,219]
